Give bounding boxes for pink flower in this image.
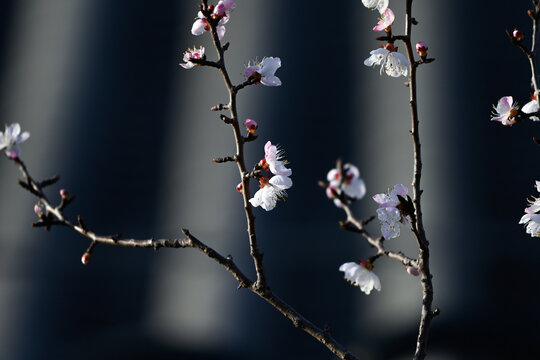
[491,96,518,126]
[0,123,30,158]
[416,41,428,58]
[373,8,395,32]
[244,118,258,134]
[261,141,291,176]
[214,0,236,17]
[179,46,205,69]
[244,57,282,86]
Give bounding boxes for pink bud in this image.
[214,2,226,17]
[81,252,91,265]
[513,28,524,41]
[60,189,68,198]
[406,265,420,276]
[244,118,258,134]
[34,203,43,216]
[236,182,243,193]
[416,41,428,58]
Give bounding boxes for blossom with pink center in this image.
[179,46,205,69]
[491,96,518,126]
[0,123,30,158]
[191,11,229,40]
[362,0,389,14]
[519,181,540,237]
[373,8,395,32]
[373,184,409,240]
[244,118,258,134]
[339,261,381,295]
[249,175,292,211]
[326,163,366,207]
[364,48,409,77]
[244,57,282,86]
[262,141,291,176]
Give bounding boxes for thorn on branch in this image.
[222,42,230,51]
[411,17,418,25]
[213,155,236,163]
[210,104,230,111]
[220,114,234,124]
[432,308,441,317]
[77,215,88,232]
[39,175,60,188]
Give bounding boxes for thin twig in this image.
[399,1,437,359]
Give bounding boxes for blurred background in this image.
[0,0,539,359]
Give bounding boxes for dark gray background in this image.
[0,1,539,359]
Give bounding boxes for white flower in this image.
[179,46,205,69]
[519,181,540,237]
[373,184,408,240]
[263,141,291,176]
[249,175,292,211]
[362,0,389,14]
[191,11,229,40]
[339,261,381,295]
[326,163,366,207]
[244,57,282,86]
[364,48,409,77]
[0,123,30,158]
[491,96,518,126]
[522,98,540,121]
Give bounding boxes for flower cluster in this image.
[0,123,30,159]
[339,261,381,295]
[179,46,205,69]
[244,57,282,87]
[191,0,236,40]
[373,184,409,240]
[326,163,366,208]
[519,181,540,237]
[249,141,292,211]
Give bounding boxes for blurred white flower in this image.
[326,163,366,207]
[0,123,30,158]
[362,0,389,13]
[339,261,381,295]
[373,184,408,240]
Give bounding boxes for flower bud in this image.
[60,188,68,198]
[236,182,243,193]
[81,252,91,265]
[406,265,420,276]
[34,203,44,216]
[513,28,524,42]
[416,41,428,58]
[244,118,258,134]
